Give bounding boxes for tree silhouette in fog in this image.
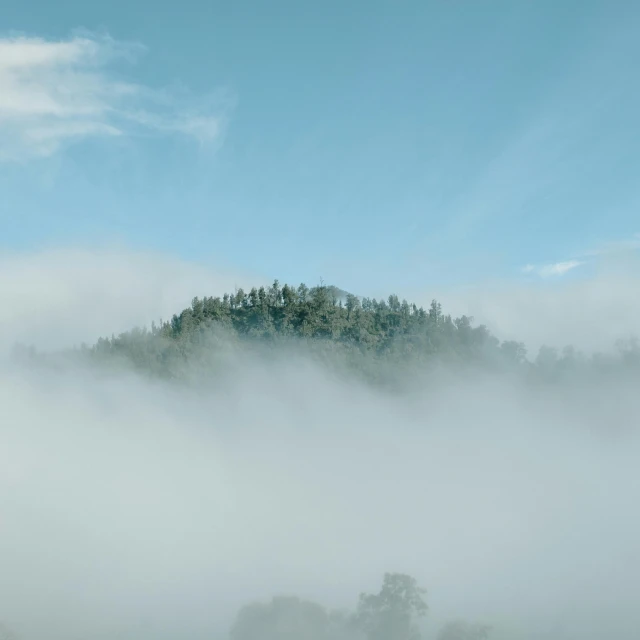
[0,623,18,640]
[230,596,332,640]
[229,573,428,640]
[353,572,428,640]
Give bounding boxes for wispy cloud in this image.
[522,260,585,278]
[0,31,231,162]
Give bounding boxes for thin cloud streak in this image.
[521,234,640,279]
[417,15,640,260]
[522,260,584,278]
[0,32,229,162]
[576,233,640,258]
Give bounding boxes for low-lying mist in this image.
[1,249,639,640]
[2,343,639,639]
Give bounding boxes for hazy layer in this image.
[2,352,639,639]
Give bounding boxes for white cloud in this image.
[0,246,259,352]
[0,32,229,162]
[433,256,640,355]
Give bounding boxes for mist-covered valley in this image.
[2,260,639,640]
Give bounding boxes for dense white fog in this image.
[1,248,639,639]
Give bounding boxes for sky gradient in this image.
[1,0,639,296]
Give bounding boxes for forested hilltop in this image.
[15,280,639,385]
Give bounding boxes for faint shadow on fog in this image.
[1,339,640,640]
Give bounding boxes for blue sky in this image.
[1,0,639,295]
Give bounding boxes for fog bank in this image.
[1,248,639,639]
[2,352,639,639]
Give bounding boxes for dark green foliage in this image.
[82,281,507,384]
